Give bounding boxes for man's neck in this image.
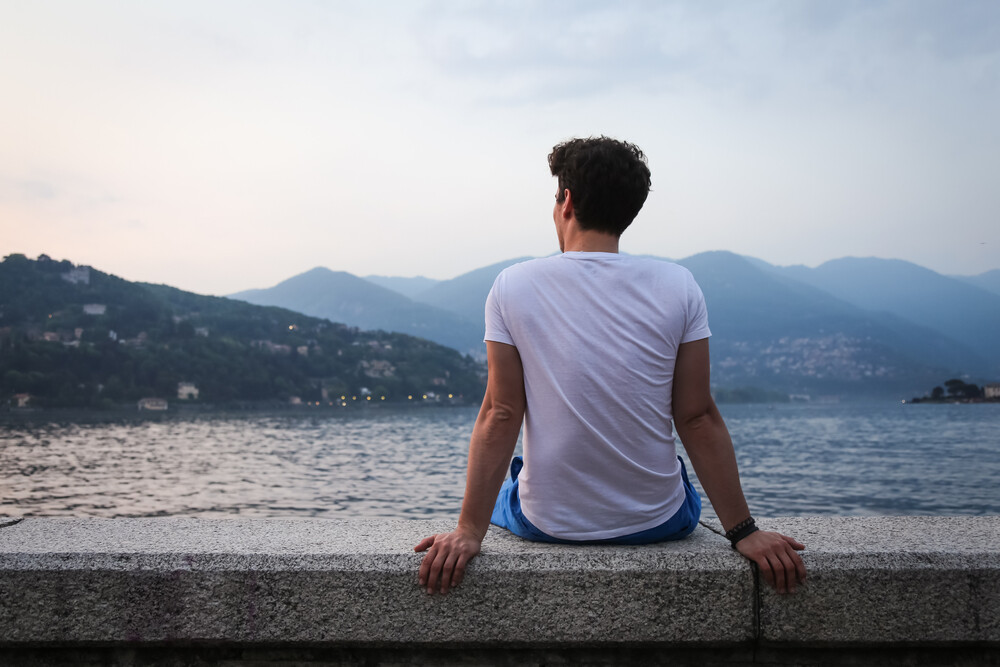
[562,230,620,254]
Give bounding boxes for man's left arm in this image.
[673,338,807,594]
[415,340,526,594]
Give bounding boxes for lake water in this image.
[1,402,998,521]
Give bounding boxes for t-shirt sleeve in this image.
[680,272,712,343]
[484,272,515,346]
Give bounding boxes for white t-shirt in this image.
[485,252,711,540]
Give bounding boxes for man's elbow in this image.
[674,400,721,437]
[482,400,522,427]
[477,399,524,439]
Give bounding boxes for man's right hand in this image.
[734,530,806,594]
[415,528,483,595]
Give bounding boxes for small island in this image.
[908,378,1000,404]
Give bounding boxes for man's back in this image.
[485,252,710,539]
[416,136,805,597]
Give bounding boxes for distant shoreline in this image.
[8,396,1000,426]
[0,401,477,424]
[906,397,1000,405]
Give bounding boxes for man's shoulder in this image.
[622,255,698,283]
[495,255,561,281]
[625,255,686,270]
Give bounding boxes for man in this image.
[416,137,806,594]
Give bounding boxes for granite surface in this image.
[706,516,1000,643]
[0,518,753,645]
[1,517,998,647]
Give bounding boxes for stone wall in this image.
[0,516,997,665]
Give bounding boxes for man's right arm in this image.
[414,340,526,594]
[672,338,807,594]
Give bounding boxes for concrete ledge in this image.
[0,516,998,658]
[748,517,1000,644]
[0,517,751,646]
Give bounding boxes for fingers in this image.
[423,547,442,594]
[762,543,807,594]
[781,533,806,551]
[438,551,460,593]
[738,531,807,594]
[793,549,807,584]
[416,532,479,595]
[776,535,807,589]
[418,544,437,589]
[452,552,471,588]
[757,554,775,591]
[416,534,440,588]
[775,550,798,593]
[414,535,437,553]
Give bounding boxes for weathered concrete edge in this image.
[0,517,752,645]
[708,516,1000,644]
[0,516,997,647]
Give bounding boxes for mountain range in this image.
[230,268,484,357]
[231,253,1000,399]
[953,269,1000,297]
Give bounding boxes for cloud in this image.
[395,0,1000,112]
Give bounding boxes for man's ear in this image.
[560,189,575,220]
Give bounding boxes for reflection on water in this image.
[1,403,998,520]
[683,402,1000,521]
[0,408,479,519]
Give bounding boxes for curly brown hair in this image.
[548,136,652,237]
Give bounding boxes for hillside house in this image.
[985,384,1000,400]
[13,393,31,408]
[177,382,199,400]
[82,304,106,316]
[137,398,168,411]
[360,360,395,378]
[61,266,91,285]
[253,340,292,355]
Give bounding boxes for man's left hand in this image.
[415,528,482,594]
[734,530,806,594]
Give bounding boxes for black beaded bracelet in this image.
[725,517,758,547]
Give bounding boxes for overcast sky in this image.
[2,0,998,295]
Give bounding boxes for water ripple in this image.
[1,403,998,519]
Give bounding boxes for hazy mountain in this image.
[228,253,997,399]
[364,275,440,299]
[678,251,990,397]
[772,257,1000,369]
[230,268,484,357]
[412,257,534,324]
[953,269,1000,298]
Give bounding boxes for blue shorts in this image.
[490,455,701,545]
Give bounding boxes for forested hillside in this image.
[0,255,485,408]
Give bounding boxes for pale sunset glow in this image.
[2,1,997,295]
